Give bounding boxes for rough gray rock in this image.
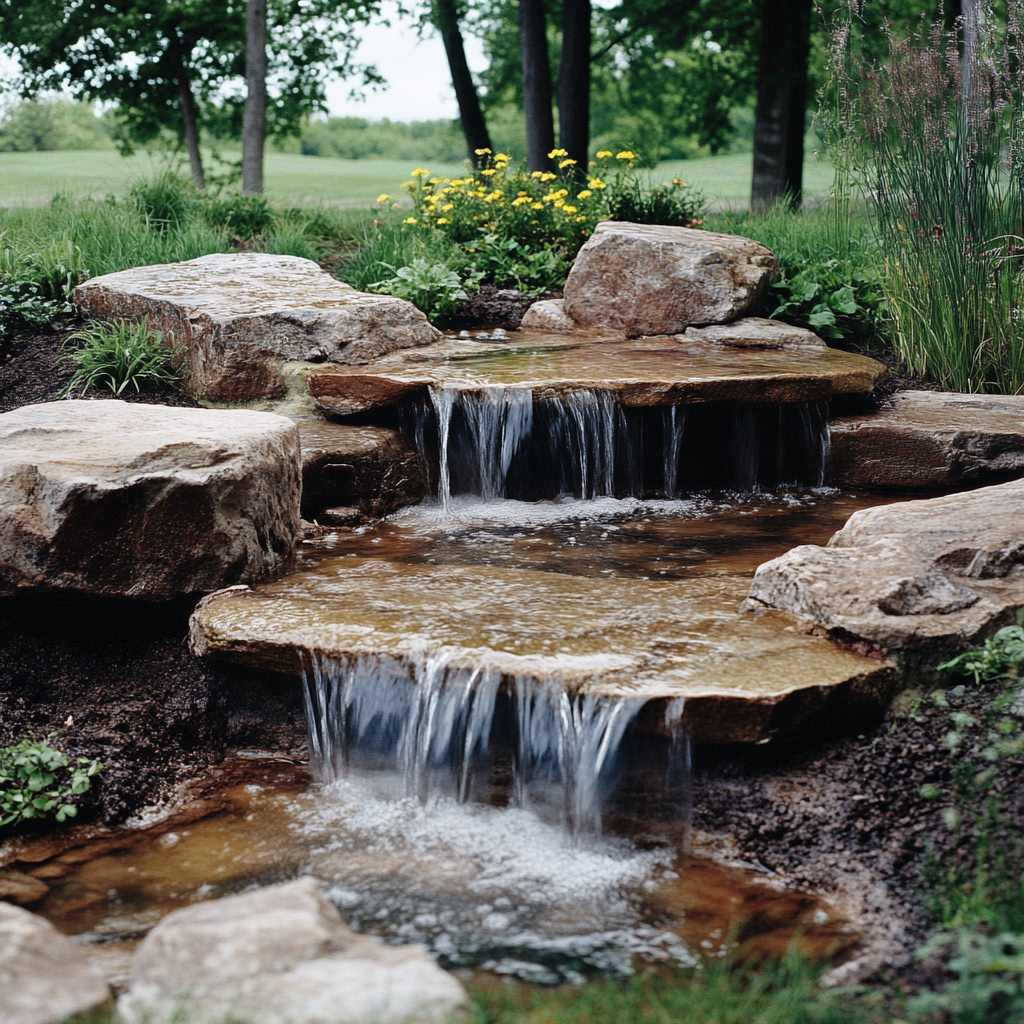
[563,221,777,336]
[682,317,825,350]
[74,253,441,401]
[0,902,111,1024]
[0,400,301,599]
[520,298,578,332]
[830,391,1024,490]
[119,877,468,1024]
[746,479,1024,658]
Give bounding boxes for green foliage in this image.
[203,193,276,238]
[62,320,181,397]
[130,172,198,231]
[0,99,109,153]
[0,234,79,339]
[459,234,568,293]
[0,737,101,829]
[941,622,1024,686]
[604,175,707,231]
[0,279,70,339]
[371,257,475,322]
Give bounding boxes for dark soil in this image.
[444,285,551,331]
[0,323,196,413]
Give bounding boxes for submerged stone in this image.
[0,902,111,1024]
[0,400,301,599]
[562,222,777,336]
[746,479,1024,659]
[831,391,1024,489]
[309,332,885,418]
[74,253,441,401]
[119,877,467,1024]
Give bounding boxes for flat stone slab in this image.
[747,479,1024,660]
[563,222,777,336]
[681,317,826,350]
[831,391,1024,489]
[1,902,111,1024]
[119,877,467,1024]
[309,332,885,417]
[0,400,301,599]
[74,254,441,402]
[296,417,426,517]
[190,495,898,744]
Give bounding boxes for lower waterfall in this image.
[301,651,686,837]
[406,386,830,506]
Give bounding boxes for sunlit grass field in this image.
[0,148,835,209]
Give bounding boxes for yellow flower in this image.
[403,217,418,225]
[411,167,431,178]
[480,168,497,177]
[575,215,587,223]
[577,189,592,200]
[547,147,568,158]
[554,200,565,208]
[595,149,613,159]
[474,147,492,155]
[494,152,510,162]
[562,204,577,214]
[402,180,416,190]
[376,193,391,204]
[615,150,636,161]
[441,202,454,212]
[512,196,531,207]
[588,177,607,190]
[558,158,577,169]
[530,171,544,179]
[437,217,450,225]
[671,177,688,187]
[531,202,543,210]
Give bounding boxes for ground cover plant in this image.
[0,735,102,829]
[62,320,180,397]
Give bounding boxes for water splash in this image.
[301,651,671,838]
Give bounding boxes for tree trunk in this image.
[519,0,555,171]
[558,0,591,171]
[433,0,492,162]
[169,40,205,190]
[750,0,812,211]
[242,0,268,195]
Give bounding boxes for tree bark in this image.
[242,0,268,195]
[169,38,205,190]
[558,0,591,171]
[433,0,492,162]
[519,0,555,171]
[750,0,812,211]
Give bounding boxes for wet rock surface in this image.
[119,877,467,1024]
[74,253,441,401]
[747,479,1024,659]
[520,297,578,332]
[563,222,777,336]
[308,331,885,417]
[681,317,826,350]
[0,400,302,599]
[831,390,1024,489]
[0,901,111,1024]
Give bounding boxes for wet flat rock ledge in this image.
[0,902,112,1024]
[73,252,440,402]
[831,390,1024,490]
[747,477,1024,660]
[0,400,302,599]
[118,877,467,1024]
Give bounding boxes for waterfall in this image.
[406,387,831,504]
[301,651,680,838]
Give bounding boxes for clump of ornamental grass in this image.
[830,4,1024,393]
[62,319,181,397]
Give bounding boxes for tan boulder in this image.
[520,298,578,332]
[119,877,468,1024]
[0,400,301,599]
[563,222,777,336]
[746,479,1024,659]
[682,317,825,350]
[831,391,1024,490]
[0,902,111,1024]
[74,253,441,401]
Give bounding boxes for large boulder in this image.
[0,400,301,599]
[118,877,468,1024]
[831,391,1024,490]
[562,222,777,336]
[0,902,111,1024]
[746,479,1024,660]
[74,253,442,401]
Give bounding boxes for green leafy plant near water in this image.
[62,319,180,396]
[370,257,475,321]
[0,736,102,828]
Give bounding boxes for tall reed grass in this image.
[832,3,1024,393]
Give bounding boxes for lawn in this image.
[0,148,834,209]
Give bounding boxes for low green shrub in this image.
[0,279,71,339]
[0,737,102,829]
[130,171,197,231]
[371,257,475,321]
[202,193,276,238]
[941,621,1024,686]
[63,319,180,396]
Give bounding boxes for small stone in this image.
[0,870,49,907]
[877,573,980,616]
[520,298,578,333]
[683,317,825,350]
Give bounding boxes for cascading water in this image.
[301,651,683,839]
[406,387,831,506]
